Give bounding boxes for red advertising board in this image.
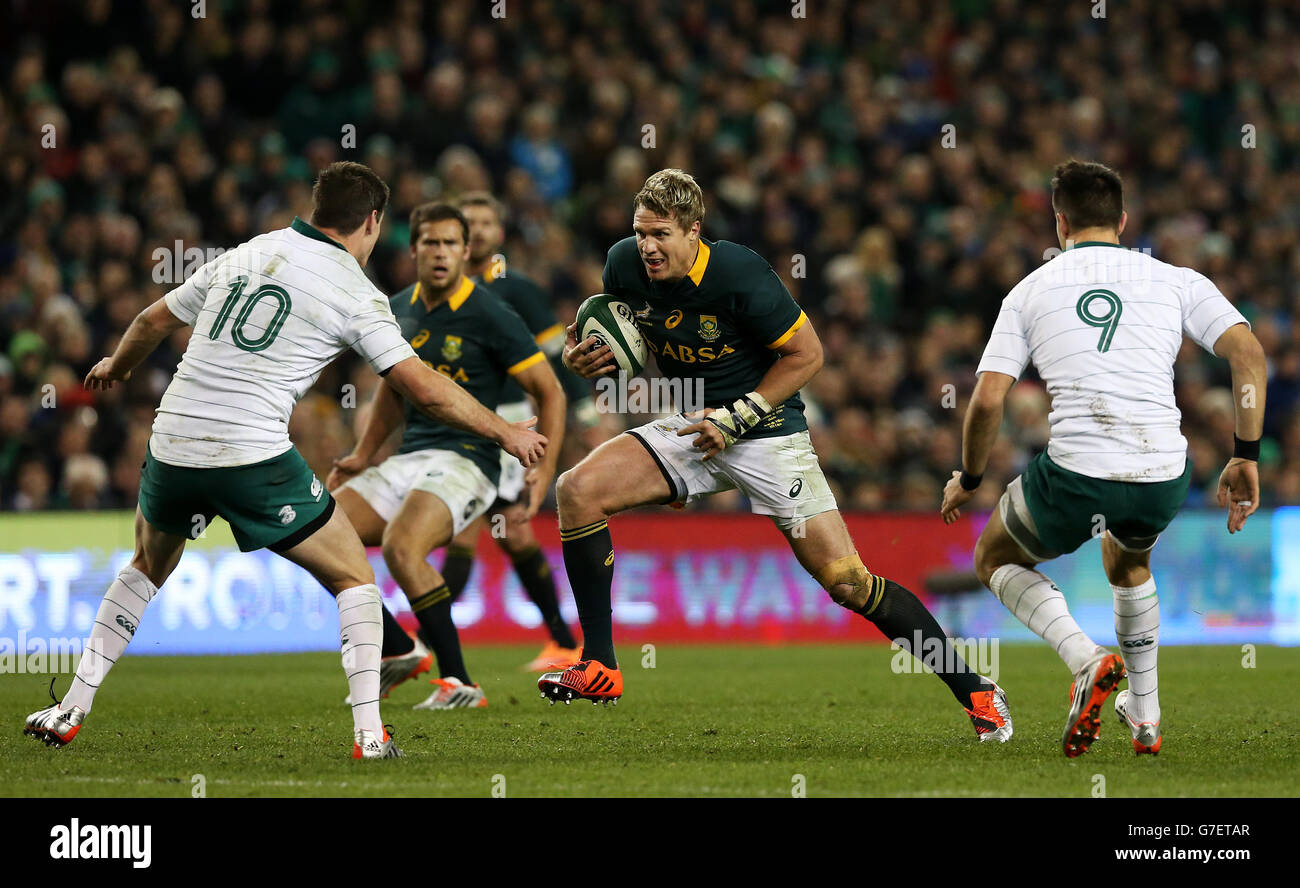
[386,511,985,645]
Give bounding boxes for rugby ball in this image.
[575,293,648,377]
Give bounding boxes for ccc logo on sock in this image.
[116,614,137,636]
[1122,637,1154,649]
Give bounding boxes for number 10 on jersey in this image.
[209,275,293,353]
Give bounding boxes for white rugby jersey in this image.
[977,242,1248,482]
[150,217,415,467]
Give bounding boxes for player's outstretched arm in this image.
[385,356,547,468]
[84,297,189,390]
[513,358,567,517]
[1213,322,1267,533]
[941,370,1015,524]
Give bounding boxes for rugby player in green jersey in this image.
[329,203,566,710]
[541,170,1011,743]
[425,191,587,673]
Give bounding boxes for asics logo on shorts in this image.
[789,478,803,497]
[279,505,297,525]
[311,478,323,500]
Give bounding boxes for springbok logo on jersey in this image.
[634,304,651,323]
[698,315,719,341]
[442,335,463,362]
[310,478,323,501]
[279,505,297,525]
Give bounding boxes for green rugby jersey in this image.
[602,235,808,438]
[475,259,588,405]
[390,275,545,483]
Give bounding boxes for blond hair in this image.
[634,169,705,231]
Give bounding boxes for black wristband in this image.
[959,471,983,491]
[1233,435,1261,461]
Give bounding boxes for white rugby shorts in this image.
[342,448,497,535]
[627,412,837,527]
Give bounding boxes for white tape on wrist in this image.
[704,391,774,446]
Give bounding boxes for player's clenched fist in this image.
[84,357,129,390]
[561,322,616,379]
[677,414,727,460]
[502,417,548,468]
[678,393,775,461]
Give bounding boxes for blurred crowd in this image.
[2,0,1299,515]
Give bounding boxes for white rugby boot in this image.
[352,725,405,759]
[413,676,488,710]
[24,701,86,748]
[344,638,433,705]
[1114,689,1162,755]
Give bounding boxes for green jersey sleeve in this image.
[492,301,548,378]
[601,237,640,298]
[494,276,565,356]
[735,263,806,350]
[601,253,619,295]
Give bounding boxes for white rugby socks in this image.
[338,584,385,736]
[989,564,1101,673]
[65,566,159,714]
[1113,578,1160,724]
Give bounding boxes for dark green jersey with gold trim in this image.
[390,276,545,483]
[474,259,587,405]
[601,236,807,438]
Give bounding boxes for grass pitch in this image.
[1,644,1296,797]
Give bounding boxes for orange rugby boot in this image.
[538,659,623,706]
[523,641,583,672]
[1062,651,1126,757]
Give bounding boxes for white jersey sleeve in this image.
[163,253,220,326]
[1182,269,1249,353]
[346,291,416,376]
[976,285,1030,379]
